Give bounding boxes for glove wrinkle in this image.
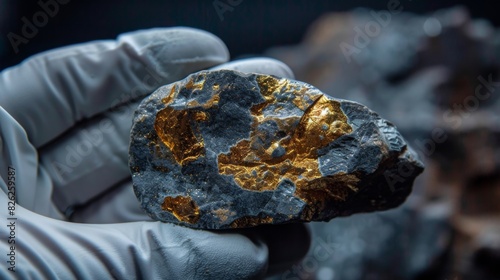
[40,101,137,213]
[0,107,64,219]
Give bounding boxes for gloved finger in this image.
[0,106,66,219]
[63,180,310,276]
[39,59,296,215]
[0,27,229,148]
[70,180,150,223]
[0,191,269,279]
[71,190,310,276]
[67,181,310,274]
[210,57,295,79]
[39,99,139,214]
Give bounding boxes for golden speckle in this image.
[155,78,215,166]
[212,208,236,223]
[184,76,205,91]
[154,107,206,165]
[194,111,208,121]
[230,216,273,228]
[201,93,220,109]
[161,195,200,224]
[162,84,178,104]
[297,173,360,220]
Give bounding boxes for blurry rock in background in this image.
[266,6,500,280]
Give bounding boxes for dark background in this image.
[0,0,495,70]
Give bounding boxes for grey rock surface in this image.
[129,69,423,229]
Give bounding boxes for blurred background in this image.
[0,0,497,69]
[2,1,499,279]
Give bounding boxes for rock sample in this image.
[129,69,423,229]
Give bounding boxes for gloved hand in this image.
[0,27,310,279]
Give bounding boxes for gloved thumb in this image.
[0,190,269,279]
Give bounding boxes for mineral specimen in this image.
[129,69,423,229]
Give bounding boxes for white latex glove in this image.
[0,27,309,279]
